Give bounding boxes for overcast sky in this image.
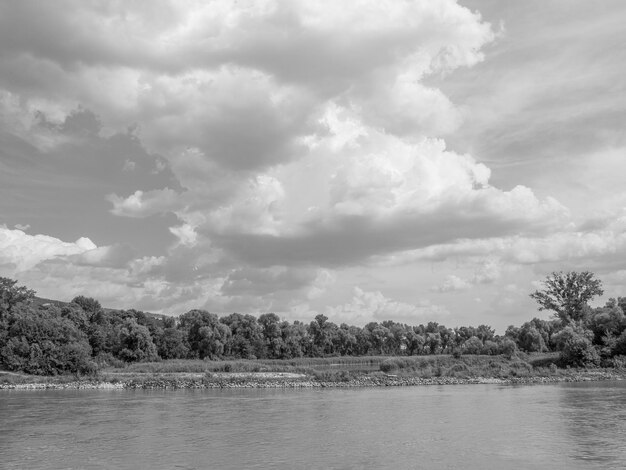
[1,0,625,332]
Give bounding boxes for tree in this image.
[334,324,358,356]
[115,318,158,362]
[258,313,283,358]
[179,310,231,359]
[0,277,35,316]
[309,314,338,356]
[0,305,94,375]
[499,338,518,358]
[222,313,265,359]
[560,334,600,367]
[588,300,626,345]
[461,336,483,355]
[280,321,308,358]
[71,295,102,318]
[517,325,547,352]
[530,271,603,324]
[156,327,189,359]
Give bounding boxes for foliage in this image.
[70,296,102,318]
[115,318,159,362]
[559,335,601,367]
[155,327,189,360]
[461,336,483,355]
[499,338,518,359]
[0,277,35,316]
[0,306,94,375]
[3,271,626,377]
[530,271,603,324]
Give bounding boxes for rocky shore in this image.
[1,370,623,391]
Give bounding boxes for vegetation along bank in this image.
[3,271,626,389]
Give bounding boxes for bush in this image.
[380,358,402,372]
[611,330,626,357]
[0,308,94,375]
[609,355,626,369]
[508,360,533,377]
[94,352,125,369]
[446,363,470,377]
[482,340,499,356]
[461,336,483,355]
[560,336,601,367]
[310,369,352,382]
[499,338,518,359]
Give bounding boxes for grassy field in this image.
[96,353,566,382]
[1,352,600,387]
[110,356,383,374]
[378,353,563,379]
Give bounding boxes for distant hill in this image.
[32,296,172,321]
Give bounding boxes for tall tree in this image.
[0,277,35,316]
[530,271,603,324]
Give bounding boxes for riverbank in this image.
[2,369,624,390]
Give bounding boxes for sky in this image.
[1,0,625,332]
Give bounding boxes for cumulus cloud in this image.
[107,188,181,218]
[5,0,618,331]
[325,287,449,325]
[72,244,136,269]
[0,226,96,272]
[431,257,503,293]
[432,274,471,292]
[221,266,317,297]
[0,0,494,167]
[397,216,626,270]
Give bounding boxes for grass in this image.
[4,352,619,386]
[104,353,566,381]
[0,371,89,386]
[378,353,564,379]
[104,356,384,375]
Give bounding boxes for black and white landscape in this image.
[1,1,624,332]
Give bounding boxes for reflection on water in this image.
[1,381,625,469]
[558,382,626,465]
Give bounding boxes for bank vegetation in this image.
[2,271,626,387]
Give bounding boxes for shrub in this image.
[560,336,601,367]
[1,308,94,375]
[482,340,499,356]
[380,358,402,372]
[310,369,352,382]
[446,363,470,377]
[609,355,626,369]
[461,336,483,355]
[499,338,517,359]
[94,352,125,369]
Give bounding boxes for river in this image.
[1,380,625,469]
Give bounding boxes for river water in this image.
[1,381,625,469]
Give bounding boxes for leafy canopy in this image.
[0,277,35,316]
[530,271,603,324]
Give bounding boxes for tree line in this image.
[1,271,625,375]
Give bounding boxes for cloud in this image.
[72,244,136,269]
[432,274,471,292]
[325,287,449,325]
[0,0,494,168]
[107,188,181,218]
[0,226,96,272]
[6,0,621,332]
[221,266,317,297]
[439,0,626,211]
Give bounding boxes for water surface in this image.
[2,381,625,469]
